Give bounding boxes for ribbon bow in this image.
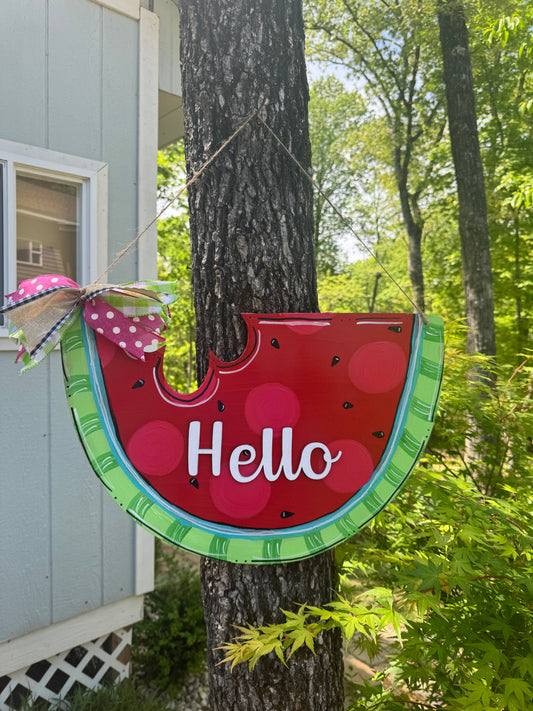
[1,274,177,372]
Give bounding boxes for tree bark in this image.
[178,1,344,709]
[438,0,496,357]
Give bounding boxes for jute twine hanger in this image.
[95,100,428,325]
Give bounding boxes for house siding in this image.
[0,0,153,643]
[155,0,181,98]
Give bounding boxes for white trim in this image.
[89,0,140,20]
[135,527,155,595]
[0,140,105,176]
[0,595,144,676]
[0,140,108,342]
[94,164,109,281]
[132,9,159,594]
[137,7,159,281]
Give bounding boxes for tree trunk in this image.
[177,1,344,709]
[393,146,425,313]
[438,0,496,357]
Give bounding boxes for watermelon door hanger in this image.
[1,275,444,563]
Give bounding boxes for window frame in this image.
[0,139,107,343]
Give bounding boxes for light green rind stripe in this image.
[374,479,396,502]
[320,525,346,548]
[141,507,174,535]
[277,536,307,562]
[227,538,264,564]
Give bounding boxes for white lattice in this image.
[0,627,131,710]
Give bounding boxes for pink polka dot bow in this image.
[1,274,177,372]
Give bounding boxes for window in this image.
[17,239,44,268]
[16,173,80,282]
[0,162,4,308]
[0,139,107,337]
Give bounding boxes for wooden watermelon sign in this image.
[2,276,444,563]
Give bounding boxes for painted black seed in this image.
[388,326,402,333]
[372,431,385,438]
[343,401,354,409]
[281,511,295,518]
[189,478,199,489]
[218,400,225,412]
[331,355,340,367]
[271,338,280,349]
[132,379,145,389]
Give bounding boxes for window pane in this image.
[16,239,31,264]
[0,163,4,324]
[16,173,80,282]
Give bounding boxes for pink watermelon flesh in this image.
[96,313,413,529]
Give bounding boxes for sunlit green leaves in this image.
[218,346,533,709]
[219,596,404,672]
[157,143,196,393]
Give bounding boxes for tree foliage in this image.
[220,341,533,709]
[478,0,533,358]
[305,0,448,310]
[305,0,533,362]
[157,143,196,393]
[308,77,364,274]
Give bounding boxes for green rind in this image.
[61,312,444,563]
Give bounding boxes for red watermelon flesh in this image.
[96,313,414,529]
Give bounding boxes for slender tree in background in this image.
[438,0,496,357]
[305,0,448,313]
[478,1,532,360]
[177,1,344,709]
[308,77,363,275]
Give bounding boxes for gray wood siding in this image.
[0,0,146,642]
[155,0,181,98]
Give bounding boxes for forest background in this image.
[154,1,533,709]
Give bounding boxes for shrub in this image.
[220,348,533,710]
[21,679,166,711]
[132,557,207,694]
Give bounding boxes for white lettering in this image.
[277,428,299,480]
[229,445,259,482]
[300,443,342,480]
[188,420,223,477]
[187,421,342,482]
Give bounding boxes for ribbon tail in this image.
[84,299,166,359]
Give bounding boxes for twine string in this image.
[94,99,266,284]
[255,115,428,324]
[96,100,428,323]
